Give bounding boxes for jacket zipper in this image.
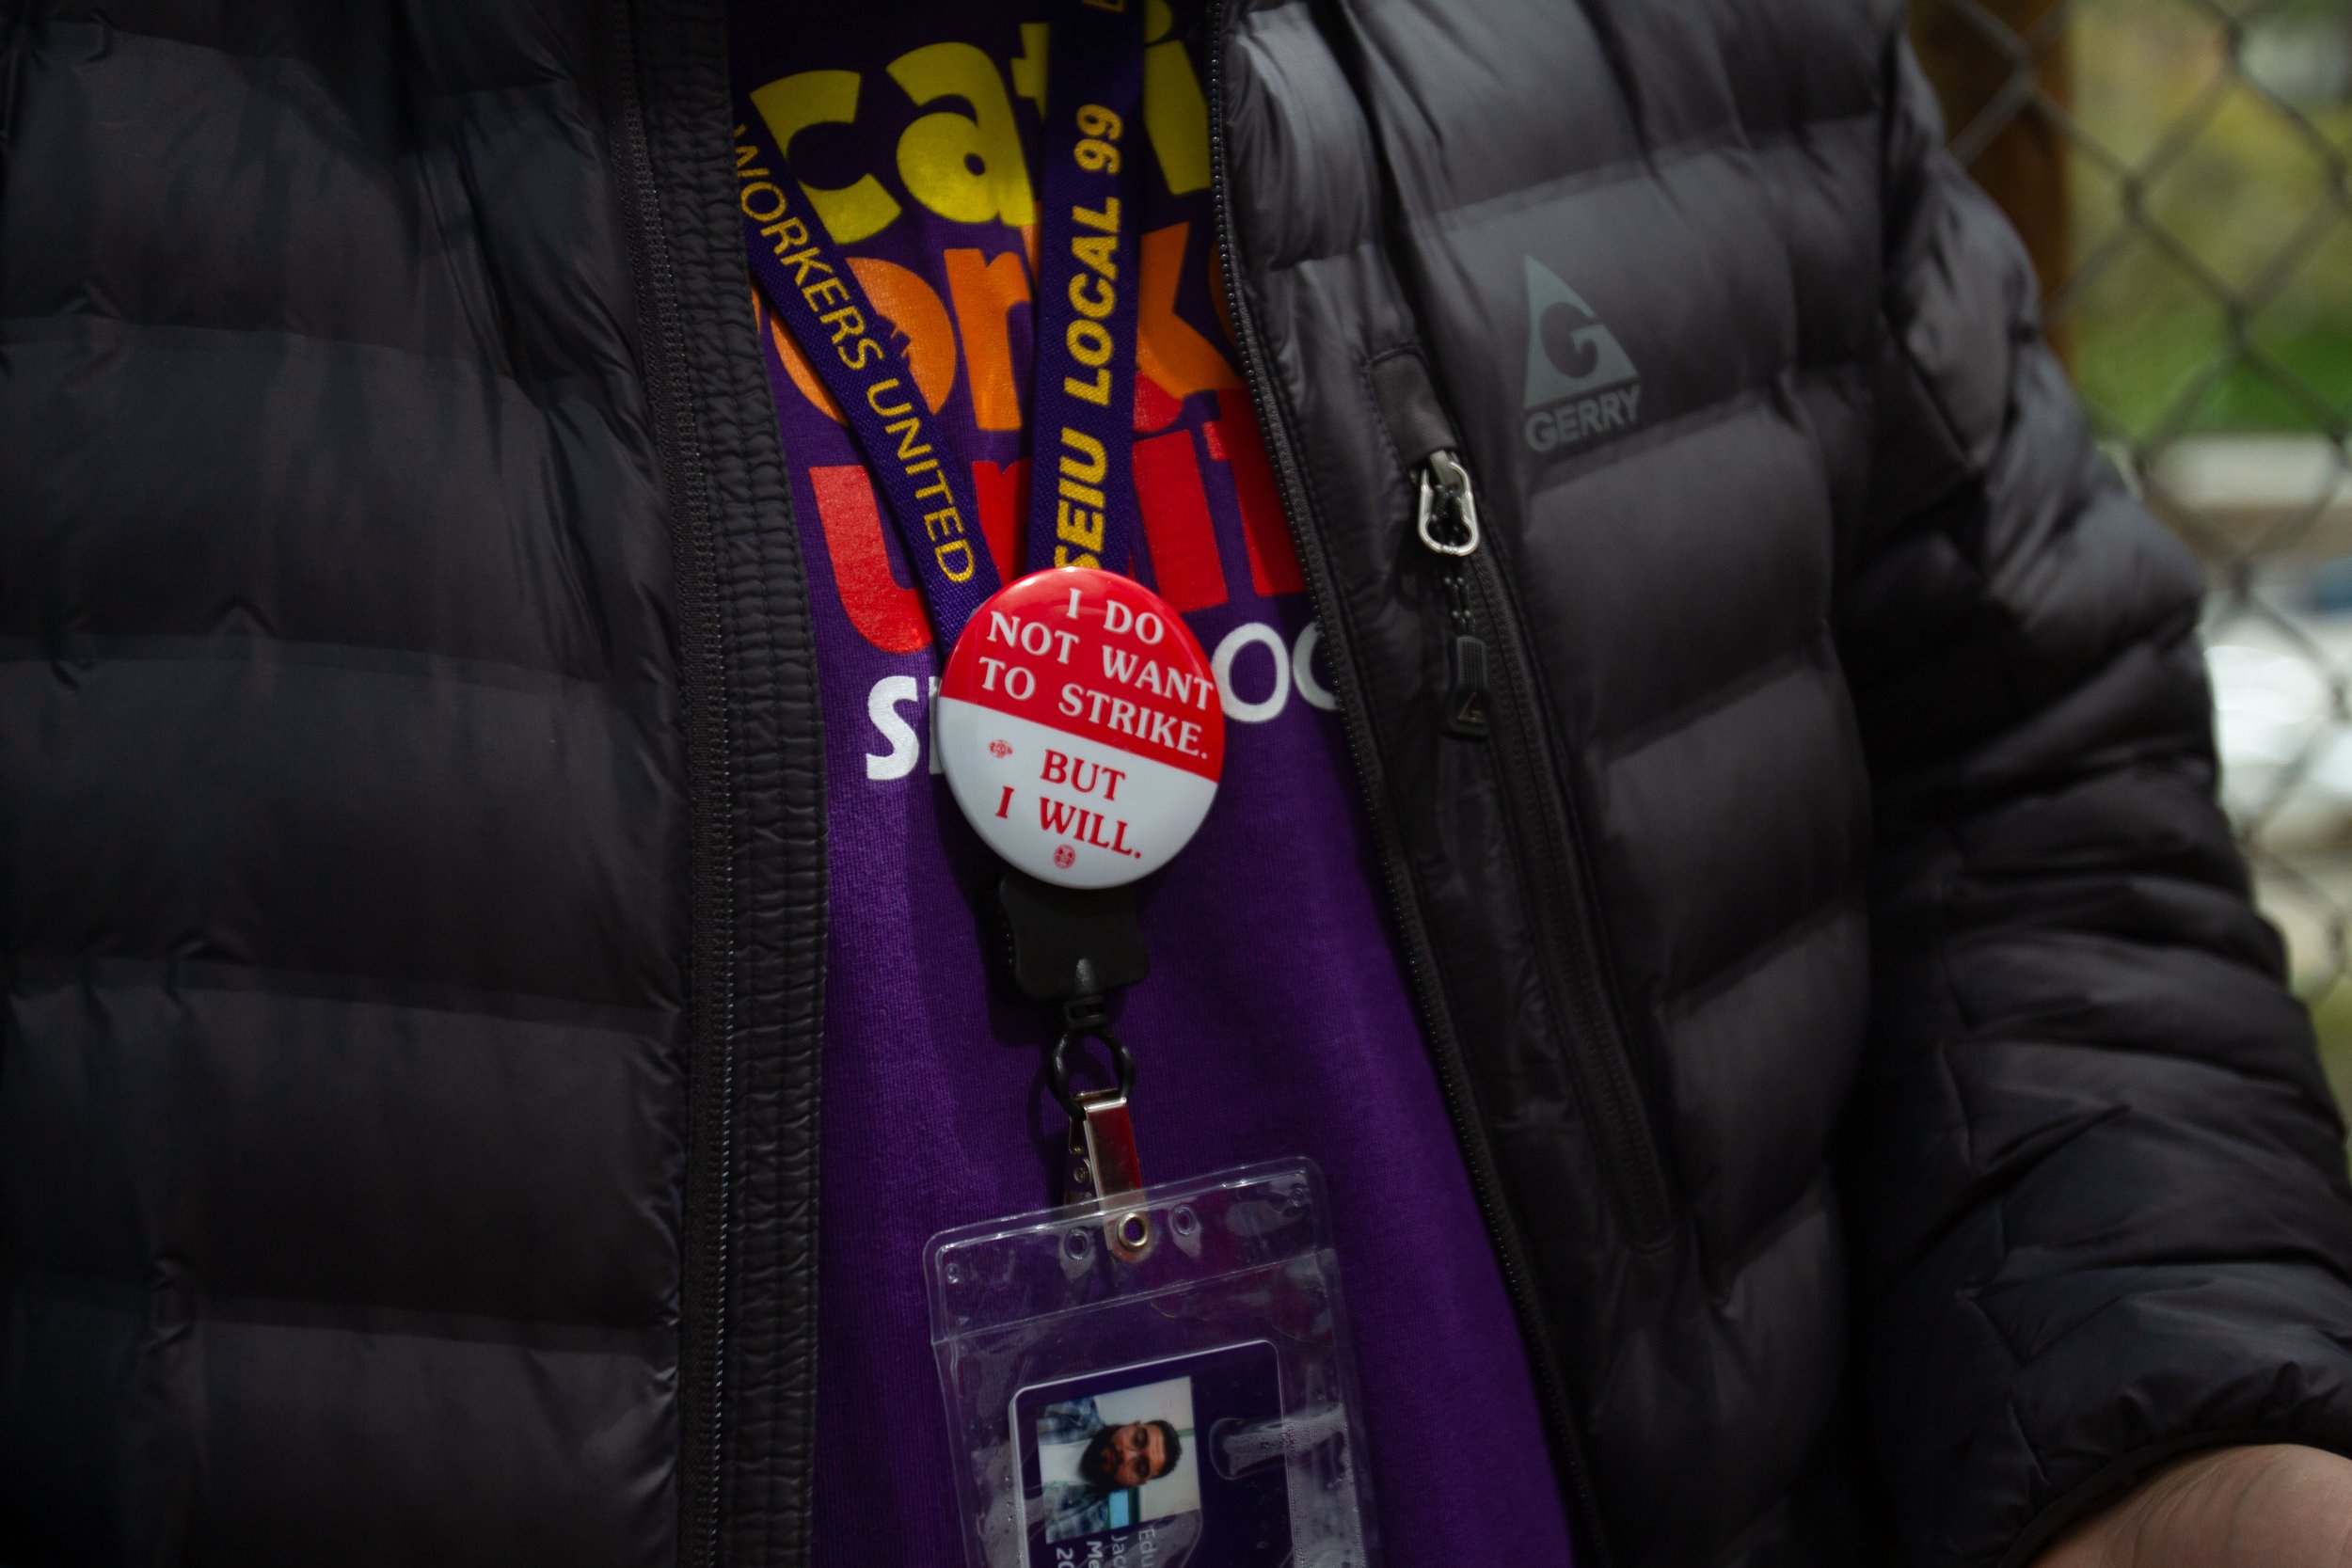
[1414,453,1675,1247]
[1205,10,1630,1564]
[1420,451,1494,740]
[599,6,735,1566]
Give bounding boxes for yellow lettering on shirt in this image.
[748,71,904,244]
[890,42,1038,227]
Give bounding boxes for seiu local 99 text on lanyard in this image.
[734,0,1219,1227]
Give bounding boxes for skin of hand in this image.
[2033,1445,2352,1568]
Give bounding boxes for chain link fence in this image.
[1913,0,2352,1123]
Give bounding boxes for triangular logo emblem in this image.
[1447,686,1489,737]
[1522,257,1639,411]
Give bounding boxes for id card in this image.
[927,1161,1377,1568]
[1012,1342,1288,1565]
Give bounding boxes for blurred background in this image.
[1914,0,2352,1140]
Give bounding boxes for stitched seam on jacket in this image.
[0,313,633,402]
[1410,106,1880,235]
[1662,883,1863,1021]
[20,18,582,99]
[1593,630,1829,764]
[0,636,670,697]
[7,1271,677,1347]
[8,950,675,1028]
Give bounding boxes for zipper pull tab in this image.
[1416,450,1482,558]
[1417,451,1489,739]
[1444,616,1491,737]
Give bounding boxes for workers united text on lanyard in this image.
[735,0,1148,651]
[734,0,1219,900]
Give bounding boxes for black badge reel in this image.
[926,1161,1379,1568]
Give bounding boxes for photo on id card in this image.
[1011,1340,1290,1566]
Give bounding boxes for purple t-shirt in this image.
[729,5,1581,1560]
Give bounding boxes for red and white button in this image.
[937,567,1225,889]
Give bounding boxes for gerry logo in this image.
[1521,257,1642,453]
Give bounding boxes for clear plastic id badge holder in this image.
[926,1160,1379,1568]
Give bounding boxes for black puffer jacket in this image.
[4,2,2349,1565]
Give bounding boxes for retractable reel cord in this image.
[738,4,1378,1560]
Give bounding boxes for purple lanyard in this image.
[735,0,1147,647]
[1019,0,1146,578]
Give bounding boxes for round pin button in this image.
[936,567,1225,889]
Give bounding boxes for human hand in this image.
[2033,1445,2352,1568]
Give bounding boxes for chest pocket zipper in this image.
[1400,417,1677,1248]
[1416,450,1492,739]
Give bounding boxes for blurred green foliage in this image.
[2300,982,2352,1133]
[2067,0,2352,436]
